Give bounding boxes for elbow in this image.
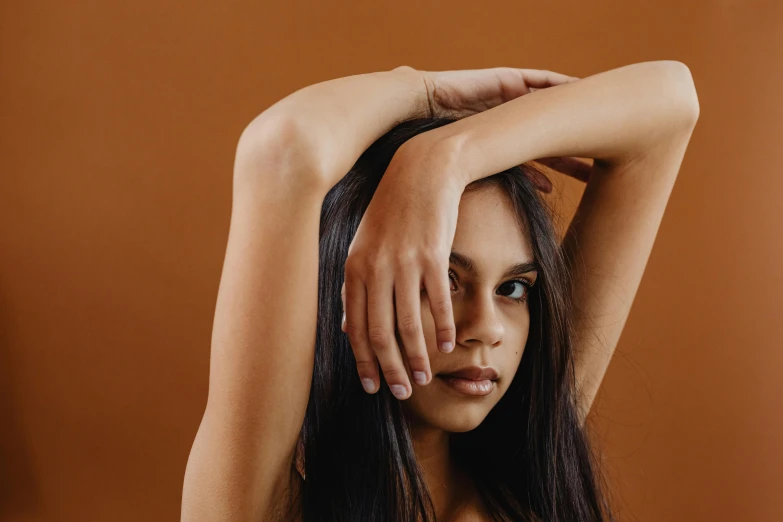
[234,110,329,196]
[660,60,701,128]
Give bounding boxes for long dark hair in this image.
[293,117,616,521]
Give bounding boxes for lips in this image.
[438,366,499,381]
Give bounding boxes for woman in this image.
[181,62,700,521]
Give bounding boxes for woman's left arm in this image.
[406,60,700,427]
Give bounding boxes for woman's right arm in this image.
[180,69,436,522]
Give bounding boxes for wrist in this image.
[386,66,432,120]
[396,133,471,196]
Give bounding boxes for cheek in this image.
[508,318,530,363]
[508,341,526,370]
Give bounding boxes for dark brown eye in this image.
[497,280,531,302]
[448,269,458,292]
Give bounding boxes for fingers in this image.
[488,68,580,104]
[366,275,411,399]
[394,270,431,387]
[345,262,444,400]
[535,156,593,183]
[422,257,456,354]
[344,250,456,400]
[522,164,553,193]
[343,274,379,395]
[517,68,580,89]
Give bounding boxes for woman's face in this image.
[400,183,538,433]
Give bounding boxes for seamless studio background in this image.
[1,2,782,521]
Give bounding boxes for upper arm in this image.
[564,108,699,428]
[181,119,326,521]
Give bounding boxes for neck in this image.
[407,415,471,519]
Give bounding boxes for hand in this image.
[339,67,587,399]
[413,66,579,119]
[528,156,594,193]
[341,141,464,399]
[407,66,592,193]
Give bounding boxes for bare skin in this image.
[400,183,539,520]
[181,62,699,521]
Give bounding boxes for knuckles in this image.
[345,248,443,280]
[367,325,392,347]
[396,314,421,337]
[355,359,376,373]
[377,365,406,381]
[429,296,454,317]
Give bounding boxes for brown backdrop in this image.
[2,2,781,521]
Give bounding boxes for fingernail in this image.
[413,371,427,385]
[440,341,453,353]
[389,384,408,399]
[361,378,376,393]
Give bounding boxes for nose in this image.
[453,290,504,349]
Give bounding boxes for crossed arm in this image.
[385,61,700,425]
[242,60,699,428]
[182,61,699,521]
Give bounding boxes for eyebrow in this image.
[449,249,540,279]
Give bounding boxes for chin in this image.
[410,400,494,433]
[440,414,488,433]
[405,376,506,432]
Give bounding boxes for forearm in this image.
[431,60,699,185]
[242,66,427,194]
